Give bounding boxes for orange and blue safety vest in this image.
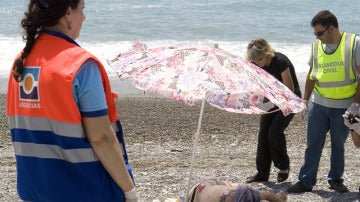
[7,32,133,202]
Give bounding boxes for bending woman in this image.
[245,38,301,183]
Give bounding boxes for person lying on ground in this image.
[186,177,287,202]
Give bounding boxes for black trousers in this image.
[255,108,295,178]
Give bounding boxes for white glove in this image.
[300,100,309,119]
[346,102,360,116]
[343,111,360,134]
[126,198,138,202]
[125,188,138,202]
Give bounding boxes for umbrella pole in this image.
[185,99,206,201]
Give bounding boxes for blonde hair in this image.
[246,38,275,63]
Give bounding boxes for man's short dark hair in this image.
[311,10,338,28]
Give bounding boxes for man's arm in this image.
[351,131,360,148]
[352,65,360,103]
[303,71,315,101]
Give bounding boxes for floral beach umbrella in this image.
[109,41,305,116]
[108,41,306,198]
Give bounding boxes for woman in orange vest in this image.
[7,0,137,201]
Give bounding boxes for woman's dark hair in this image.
[12,0,80,81]
[311,10,338,29]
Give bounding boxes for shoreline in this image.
[0,71,309,95]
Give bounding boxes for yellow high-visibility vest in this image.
[310,32,357,99]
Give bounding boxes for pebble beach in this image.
[1,93,360,201]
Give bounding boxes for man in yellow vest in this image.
[287,10,360,193]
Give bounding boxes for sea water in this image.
[0,0,359,93]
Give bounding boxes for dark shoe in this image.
[246,174,268,183]
[329,179,349,193]
[277,169,289,183]
[287,181,312,193]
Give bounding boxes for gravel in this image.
[1,94,360,201]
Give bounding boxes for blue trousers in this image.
[298,103,349,189]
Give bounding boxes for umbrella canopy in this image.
[109,41,305,116]
[108,41,306,199]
